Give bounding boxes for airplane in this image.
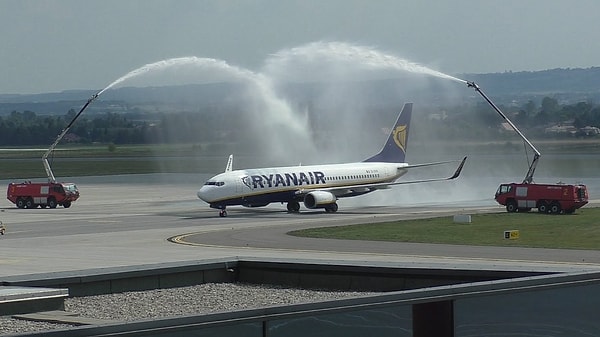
[197,103,467,217]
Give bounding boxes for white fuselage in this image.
[197,162,407,207]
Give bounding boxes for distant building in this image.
[544,124,577,135]
[63,133,81,142]
[428,111,447,121]
[580,126,600,136]
[500,122,515,132]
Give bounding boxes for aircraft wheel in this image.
[325,203,338,213]
[287,201,300,213]
[219,210,228,217]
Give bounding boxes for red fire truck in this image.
[467,81,589,214]
[7,181,80,208]
[5,93,98,210]
[495,182,588,214]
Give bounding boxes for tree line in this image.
[422,96,600,141]
[1,97,600,146]
[0,108,243,146]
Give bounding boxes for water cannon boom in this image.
[43,92,101,183]
[467,81,541,184]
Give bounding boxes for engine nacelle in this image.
[303,191,337,209]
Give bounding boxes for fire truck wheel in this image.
[550,202,561,214]
[506,200,518,213]
[16,198,26,209]
[25,198,34,209]
[48,198,57,209]
[538,202,548,213]
[63,201,72,208]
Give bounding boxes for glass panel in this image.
[145,322,262,337]
[455,283,600,336]
[268,305,411,337]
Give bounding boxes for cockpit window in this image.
[204,181,225,187]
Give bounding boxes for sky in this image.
[1,0,600,94]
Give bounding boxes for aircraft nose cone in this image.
[197,187,207,201]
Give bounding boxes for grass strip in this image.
[289,207,600,250]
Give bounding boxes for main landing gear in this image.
[287,201,301,213]
[286,201,339,213]
[324,203,338,213]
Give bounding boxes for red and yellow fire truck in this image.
[494,182,588,214]
[5,93,97,209]
[7,181,79,208]
[467,81,589,214]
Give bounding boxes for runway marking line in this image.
[86,220,122,223]
[168,232,600,268]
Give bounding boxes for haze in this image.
[2,0,600,94]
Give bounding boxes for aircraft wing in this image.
[370,156,467,188]
[297,156,467,198]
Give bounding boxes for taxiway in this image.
[1,174,599,278]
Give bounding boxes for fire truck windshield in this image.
[496,184,512,195]
[62,184,78,192]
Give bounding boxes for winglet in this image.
[225,154,233,172]
[364,103,412,163]
[449,156,467,180]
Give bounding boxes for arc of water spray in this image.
[81,44,467,165]
[92,56,314,156]
[265,41,467,84]
[97,57,256,96]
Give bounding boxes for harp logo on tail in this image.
[393,125,408,153]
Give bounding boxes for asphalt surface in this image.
[1,173,599,278]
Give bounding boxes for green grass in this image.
[289,207,600,250]
[0,144,220,179]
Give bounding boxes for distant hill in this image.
[459,67,600,95]
[2,67,600,115]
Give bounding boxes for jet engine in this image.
[303,191,337,209]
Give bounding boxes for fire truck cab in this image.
[495,182,588,214]
[7,181,80,209]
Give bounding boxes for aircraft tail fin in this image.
[364,103,412,163]
[225,154,233,172]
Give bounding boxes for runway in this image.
[1,174,599,278]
